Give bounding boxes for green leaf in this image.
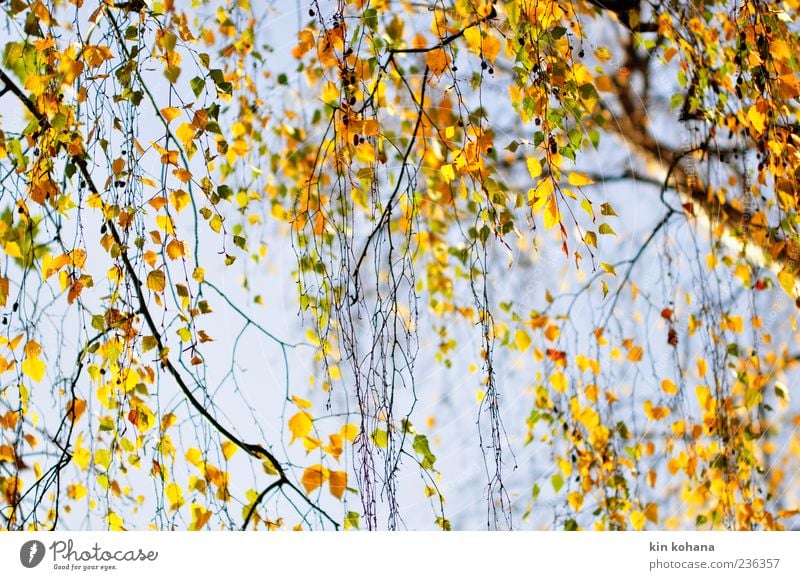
[190,76,205,97]
[345,511,360,530]
[413,434,436,469]
[371,428,388,449]
[598,223,616,235]
[600,202,617,217]
[551,473,564,493]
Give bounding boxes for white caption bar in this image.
[1,531,798,578]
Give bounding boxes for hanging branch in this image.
[0,65,340,531]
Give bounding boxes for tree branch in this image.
[0,65,340,531]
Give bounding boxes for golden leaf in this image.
[288,411,313,443]
[567,172,594,187]
[147,270,166,293]
[166,239,185,260]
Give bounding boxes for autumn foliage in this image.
[0,0,799,531]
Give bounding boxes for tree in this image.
[0,0,798,531]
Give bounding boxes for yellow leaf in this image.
[170,189,191,213]
[156,214,175,235]
[567,491,583,511]
[424,48,450,76]
[696,385,714,413]
[291,395,312,409]
[441,163,455,183]
[340,423,358,442]
[321,81,339,104]
[176,122,196,153]
[777,268,795,296]
[329,470,347,499]
[4,242,22,258]
[147,270,166,293]
[354,142,375,164]
[747,102,766,134]
[464,26,481,55]
[543,195,560,230]
[288,411,313,444]
[186,447,203,468]
[302,436,321,452]
[22,357,45,382]
[526,157,542,179]
[567,172,594,187]
[482,34,501,64]
[515,328,532,352]
[300,464,329,494]
[630,510,645,530]
[262,458,279,476]
[165,482,185,512]
[221,441,238,460]
[550,371,568,393]
[108,511,126,531]
[67,483,87,500]
[189,503,211,530]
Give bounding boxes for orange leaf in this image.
[292,28,315,59]
[300,464,329,494]
[329,470,347,499]
[160,107,181,122]
[67,398,86,422]
[425,48,450,76]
